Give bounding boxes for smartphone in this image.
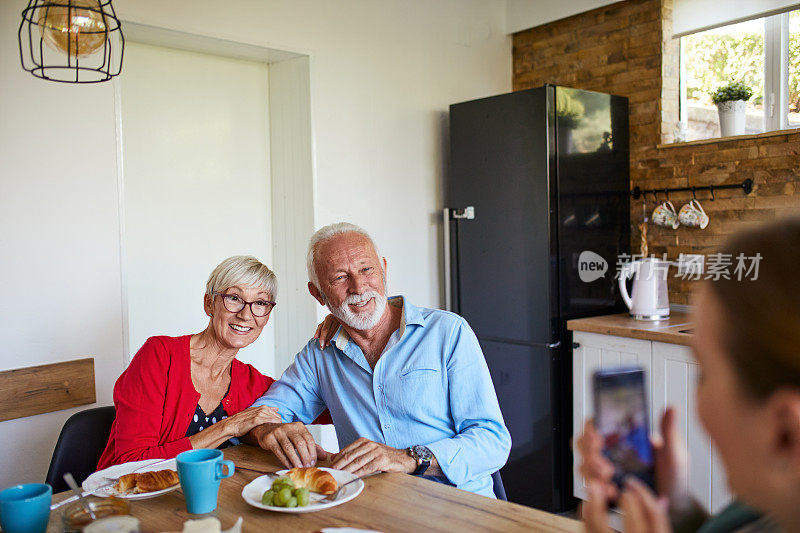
[592,367,655,490]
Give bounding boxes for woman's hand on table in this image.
[188,405,281,450]
[313,314,341,349]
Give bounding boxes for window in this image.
[679,8,800,141]
[790,10,800,127]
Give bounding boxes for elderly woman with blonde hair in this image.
[98,255,283,468]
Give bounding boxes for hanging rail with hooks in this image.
[631,178,753,201]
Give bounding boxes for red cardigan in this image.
[97,335,275,469]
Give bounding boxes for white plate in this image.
[83,458,179,500]
[241,468,364,513]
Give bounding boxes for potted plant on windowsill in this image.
[711,81,753,137]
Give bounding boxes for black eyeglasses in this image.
[214,292,276,317]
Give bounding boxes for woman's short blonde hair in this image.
[206,255,277,300]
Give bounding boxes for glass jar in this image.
[61,497,131,532]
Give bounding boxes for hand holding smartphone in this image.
[592,367,655,491]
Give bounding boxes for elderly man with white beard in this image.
[247,222,511,498]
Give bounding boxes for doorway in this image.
[119,42,274,372]
[117,28,316,377]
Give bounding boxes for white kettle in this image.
[618,258,670,320]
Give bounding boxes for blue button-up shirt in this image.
[252,297,511,498]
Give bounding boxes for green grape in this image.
[271,482,290,494]
[261,489,275,506]
[271,476,294,490]
[286,496,298,508]
[274,487,293,506]
[271,485,292,498]
[295,487,310,507]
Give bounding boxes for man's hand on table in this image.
[331,438,415,475]
[330,437,442,477]
[249,422,330,469]
[249,426,444,478]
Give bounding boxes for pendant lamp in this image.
[18,0,125,83]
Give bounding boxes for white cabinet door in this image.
[572,332,652,499]
[711,449,732,513]
[651,342,731,513]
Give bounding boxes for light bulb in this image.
[38,0,107,58]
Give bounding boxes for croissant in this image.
[135,469,180,493]
[114,469,179,494]
[115,473,137,493]
[286,467,338,495]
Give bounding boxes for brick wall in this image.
[513,0,800,304]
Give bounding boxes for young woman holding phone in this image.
[577,216,800,533]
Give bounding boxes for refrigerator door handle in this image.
[443,208,452,312]
[452,206,475,219]
[443,206,475,312]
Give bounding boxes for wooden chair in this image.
[45,406,115,492]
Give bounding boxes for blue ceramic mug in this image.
[176,449,234,514]
[0,483,52,533]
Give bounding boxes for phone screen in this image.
[592,367,655,490]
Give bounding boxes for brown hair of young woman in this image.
[707,216,800,400]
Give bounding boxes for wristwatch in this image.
[407,445,433,476]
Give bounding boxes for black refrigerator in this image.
[445,85,630,512]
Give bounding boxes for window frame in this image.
[678,10,796,139]
[764,12,790,131]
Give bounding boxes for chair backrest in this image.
[492,470,507,501]
[45,406,115,493]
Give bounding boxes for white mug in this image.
[678,199,708,229]
[652,201,679,229]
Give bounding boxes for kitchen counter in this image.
[567,312,693,346]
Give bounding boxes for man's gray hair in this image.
[206,255,277,300]
[307,222,381,290]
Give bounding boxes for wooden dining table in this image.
[48,445,582,532]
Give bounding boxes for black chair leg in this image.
[492,470,507,501]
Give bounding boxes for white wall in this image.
[0,3,124,486]
[0,0,510,488]
[506,0,618,34]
